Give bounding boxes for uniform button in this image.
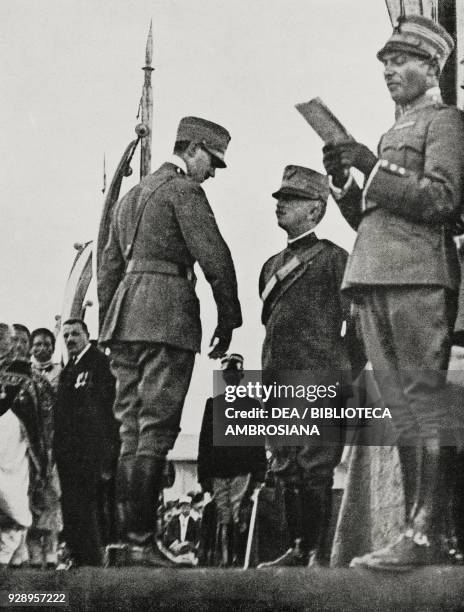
[380,159,388,168]
[399,167,406,175]
[390,163,398,172]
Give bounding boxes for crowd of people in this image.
[3,13,464,577]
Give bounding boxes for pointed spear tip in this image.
[145,19,153,66]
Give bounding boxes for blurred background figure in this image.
[31,328,62,390]
[12,324,32,363]
[28,327,63,568]
[198,354,266,567]
[0,323,46,567]
[163,495,199,564]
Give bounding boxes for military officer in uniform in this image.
[323,16,464,569]
[257,166,356,568]
[98,116,242,566]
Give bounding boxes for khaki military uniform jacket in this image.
[98,162,242,352]
[336,92,464,292]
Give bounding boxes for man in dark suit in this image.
[198,353,266,566]
[54,318,118,566]
[257,166,356,568]
[323,16,464,569]
[98,116,242,566]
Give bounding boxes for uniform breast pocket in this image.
[381,131,425,173]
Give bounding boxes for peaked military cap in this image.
[272,165,329,201]
[175,116,231,168]
[377,15,454,72]
[220,353,244,371]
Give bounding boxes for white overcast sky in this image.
[1,0,396,433]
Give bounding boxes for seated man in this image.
[164,496,199,556]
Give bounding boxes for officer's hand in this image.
[332,140,378,176]
[322,143,349,188]
[208,329,232,359]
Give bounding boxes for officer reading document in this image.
[323,15,464,570]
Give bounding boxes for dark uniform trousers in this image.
[109,342,195,458]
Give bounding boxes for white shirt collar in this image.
[287,228,315,245]
[74,342,91,365]
[425,86,442,102]
[169,155,188,175]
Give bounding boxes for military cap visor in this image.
[272,186,326,201]
[272,165,329,202]
[176,116,230,169]
[201,143,227,168]
[377,42,432,62]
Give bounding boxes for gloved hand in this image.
[208,328,232,359]
[323,143,349,187]
[325,140,378,177]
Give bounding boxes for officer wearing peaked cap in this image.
[98,116,242,567]
[257,166,360,568]
[323,15,464,570]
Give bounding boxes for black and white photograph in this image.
[2,0,464,610]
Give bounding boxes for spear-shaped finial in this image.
[140,20,154,178]
[146,19,153,66]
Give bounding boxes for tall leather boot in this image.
[126,456,178,568]
[231,521,246,567]
[104,455,136,567]
[435,446,463,564]
[397,443,420,523]
[306,486,332,568]
[219,523,230,567]
[258,486,308,568]
[116,455,137,541]
[351,438,443,570]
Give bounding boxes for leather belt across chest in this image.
[126,258,195,281]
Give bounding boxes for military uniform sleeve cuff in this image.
[329,174,354,200]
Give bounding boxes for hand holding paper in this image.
[324,141,378,178]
